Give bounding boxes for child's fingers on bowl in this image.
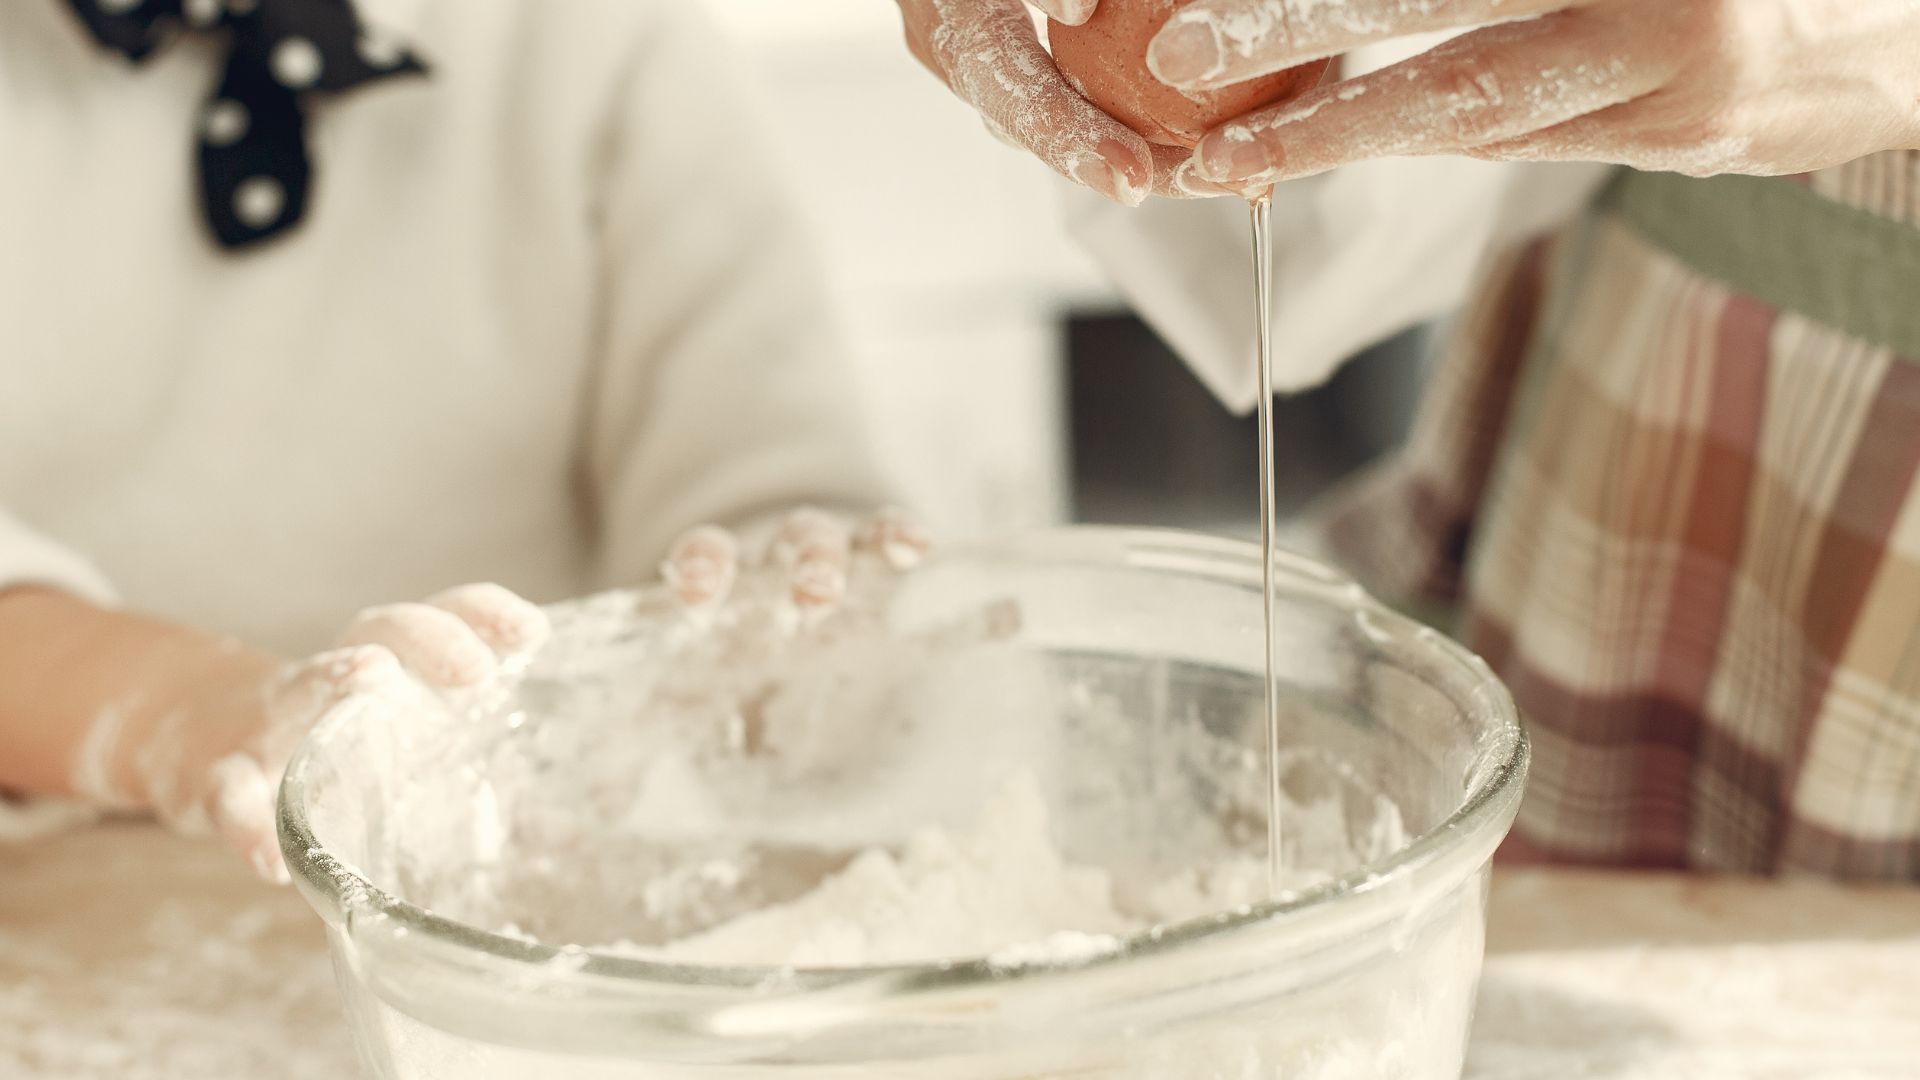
[771,509,852,612]
[427,583,550,660]
[206,753,290,885]
[663,525,740,609]
[337,603,498,689]
[853,507,932,571]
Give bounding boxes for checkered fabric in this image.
[1325,151,1920,880]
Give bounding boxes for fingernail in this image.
[666,525,738,608]
[1096,138,1150,202]
[1071,147,1146,207]
[337,645,403,690]
[1069,153,1119,203]
[790,557,847,610]
[1148,16,1223,89]
[428,583,548,656]
[1172,158,1238,198]
[855,508,932,570]
[1035,0,1096,25]
[1200,131,1279,184]
[879,523,931,569]
[668,558,731,608]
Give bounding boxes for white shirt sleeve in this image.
[579,2,898,587]
[0,507,115,606]
[1065,37,1613,414]
[1067,159,1613,413]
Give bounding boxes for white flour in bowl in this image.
[594,771,1355,968]
[304,584,1488,1078]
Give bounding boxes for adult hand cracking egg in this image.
[892,0,1325,200]
[901,0,1920,196]
[1168,0,1920,187]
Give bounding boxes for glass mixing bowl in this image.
[279,526,1527,1079]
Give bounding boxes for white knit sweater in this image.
[0,0,893,655]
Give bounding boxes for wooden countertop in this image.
[5,824,1918,1077]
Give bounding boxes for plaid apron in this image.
[1325,151,1920,881]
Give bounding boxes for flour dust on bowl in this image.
[279,526,1527,1079]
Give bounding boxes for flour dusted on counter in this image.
[0,797,97,843]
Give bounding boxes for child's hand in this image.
[662,508,931,614]
[634,511,1021,804]
[642,507,952,749]
[90,584,548,883]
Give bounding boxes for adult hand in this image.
[1154,0,1920,187]
[894,0,1224,202]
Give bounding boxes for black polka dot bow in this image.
[67,0,426,249]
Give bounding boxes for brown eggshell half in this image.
[1050,0,1331,149]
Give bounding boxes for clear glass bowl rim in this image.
[277,525,1527,1003]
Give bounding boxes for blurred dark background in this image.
[1066,315,1430,534]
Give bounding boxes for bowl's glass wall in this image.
[326,875,1488,1079]
[283,528,1522,1079]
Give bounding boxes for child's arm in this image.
[0,583,548,881]
[0,586,277,809]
